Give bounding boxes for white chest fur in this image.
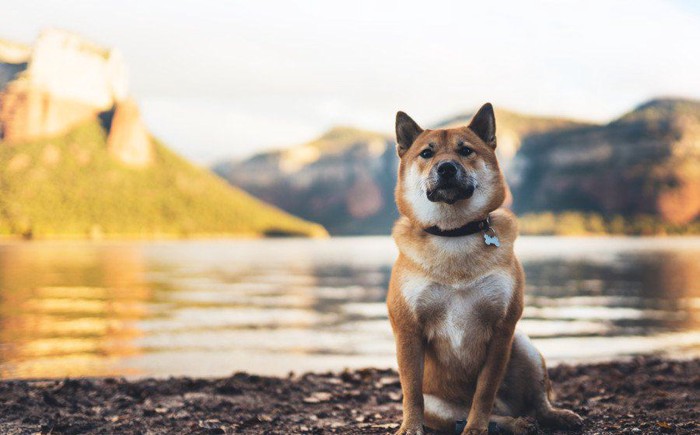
[400,271,514,360]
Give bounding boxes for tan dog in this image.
[387,104,582,435]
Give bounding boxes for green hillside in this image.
[0,120,327,239]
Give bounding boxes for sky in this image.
[2,0,700,164]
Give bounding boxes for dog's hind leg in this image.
[513,333,583,430]
[533,381,583,430]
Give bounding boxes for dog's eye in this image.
[419,149,434,159]
[458,147,474,157]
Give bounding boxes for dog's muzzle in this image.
[426,161,476,205]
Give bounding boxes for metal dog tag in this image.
[483,232,500,247]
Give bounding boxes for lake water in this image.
[0,237,698,379]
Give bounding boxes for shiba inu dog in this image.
[387,104,583,435]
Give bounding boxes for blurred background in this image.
[0,0,698,379]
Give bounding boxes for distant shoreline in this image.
[517,212,700,236]
[0,232,329,242]
[0,233,698,243]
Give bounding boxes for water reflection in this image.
[0,237,698,379]
[0,243,153,378]
[524,251,700,335]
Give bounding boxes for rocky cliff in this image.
[512,98,700,225]
[0,29,149,166]
[214,112,588,234]
[0,30,326,238]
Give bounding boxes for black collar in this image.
[423,217,490,238]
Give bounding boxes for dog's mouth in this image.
[426,182,475,205]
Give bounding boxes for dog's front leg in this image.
[463,323,516,435]
[392,317,425,435]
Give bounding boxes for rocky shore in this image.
[0,357,697,434]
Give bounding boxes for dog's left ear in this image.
[396,111,423,157]
[468,103,496,148]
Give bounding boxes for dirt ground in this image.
[0,356,697,434]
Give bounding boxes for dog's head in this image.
[394,103,506,230]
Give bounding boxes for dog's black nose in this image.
[437,161,458,178]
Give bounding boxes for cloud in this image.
[3,0,700,162]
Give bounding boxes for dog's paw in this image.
[461,429,487,435]
[543,408,584,430]
[395,422,425,435]
[509,417,537,435]
[557,409,584,429]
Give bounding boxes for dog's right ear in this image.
[395,111,423,157]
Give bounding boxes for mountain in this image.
[436,109,593,180]
[0,30,325,238]
[512,98,700,226]
[214,127,397,234]
[1,29,145,164]
[213,112,589,235]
